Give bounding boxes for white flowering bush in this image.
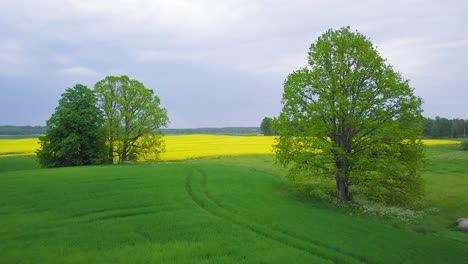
[311,192,425,222]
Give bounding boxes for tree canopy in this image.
[273,27,425,206]
[37,84,107,167]
[260,117,275,136]
[423,117,467,138]
[95,76,169,163]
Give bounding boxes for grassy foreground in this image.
[0,144,467,263]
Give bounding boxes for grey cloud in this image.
[0,0,467,127]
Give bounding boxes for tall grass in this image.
[0,151,467,263]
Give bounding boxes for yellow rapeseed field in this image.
[0,139,40,156]
[159,135,275,161]
[0,135,276,160]
[420,139,461,146]
[0,136,463,160]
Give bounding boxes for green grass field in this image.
[0,145,467,263]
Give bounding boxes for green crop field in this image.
[0,144,467,263]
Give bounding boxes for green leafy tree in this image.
[273,27,424,206]
[37,84,107,167]
[461,141,468,151]
[451,119,466,138]
[423,117,467,138]
[260,117,275,135]
[431,116,451,138]
[95,76,169,163]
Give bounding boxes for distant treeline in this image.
[0,125,46,135]
[423,117,466,138]
[0,125,260,136]
[2,118,465,138]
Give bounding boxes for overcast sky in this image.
[0,0,467,128]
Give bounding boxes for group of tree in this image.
[273,27,425,207]
[261,116,466,139]
[5,116,465,138]
[0,126,46,135]
[37,85,107,167]
[37,76,168,167]
[260,117,276,135]
[423,117,466,138]
[37,27,439,209]
[95,76,168,163]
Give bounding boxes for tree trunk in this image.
[121,143,127,163]
[336,177,351,201]
[335,156,351,202]
[332,128,353,202]
[108,141,114,163]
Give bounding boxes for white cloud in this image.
[60,66,100,78]
[432,38,468,49]
[377,36,468,79]
[135,49,217,63]
[52,56,74,65]
[376,38,435,77]
[67,0,251,36]
[233,52,307,77]
[0,40,25,64]
[0,0,467,126]
[0,39,29,76]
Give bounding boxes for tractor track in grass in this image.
[195,168,372,264]
[2,204,181,241]
[185,167,368,264]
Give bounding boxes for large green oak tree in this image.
[95,76,169,163]
[273,27,425,206]
[37,84,107,167]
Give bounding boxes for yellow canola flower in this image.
[0,136,463,160]
[421,139,461,146]
[0,138,40,156]
[158,135,276,161]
